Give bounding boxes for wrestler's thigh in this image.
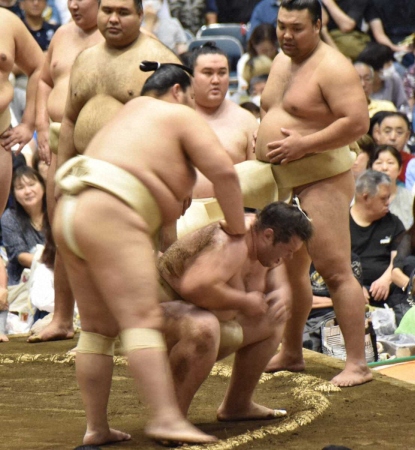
[53,204,118,336]
[66,190,163,329]
[0,149,12,215]
[296,170,355,279]
[162,301,220,351]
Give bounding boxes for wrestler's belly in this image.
[47,84,69,123]
[74,95,124,153]
[256,108,323,162]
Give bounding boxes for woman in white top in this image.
[236,23,278,95]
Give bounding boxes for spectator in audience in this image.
[168,0,217,35]
[20,0,59,52]
[236,23,278,95]
[350,169,405,307]
[215,0,261,24]
[371,144,414,229]
[372,112,414,187]
[391,197,415,299]
[356,43,409,111]
[142,0,188,54]
[354,62,396,118]
[29,219,56,323]
[320,0,374,61]
[367,0,415,49]
[247,0,280,39]
[403,62,415,109]
[31,148,49,182]
[0,0,24,19]
[351,134,376,180]
[1,166,47,286]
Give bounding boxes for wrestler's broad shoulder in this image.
[133,33,181,62]
[225,100,258,128]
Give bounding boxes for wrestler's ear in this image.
[171,83,183,102]
[263,228,275,244]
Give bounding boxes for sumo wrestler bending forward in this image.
[53,63,246,446]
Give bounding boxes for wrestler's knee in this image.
[77,330,117,356]
[315,265,351,292]
[185,313,221,356]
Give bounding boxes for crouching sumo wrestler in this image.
[158,202,313,419]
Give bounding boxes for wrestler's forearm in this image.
[21,69,42,131]
[301,117,368,154]
[35,80,53,133]
[213,173,246,235]
[182,282,253,312]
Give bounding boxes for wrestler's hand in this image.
[266,128,306,164]
[37,128,52,165]
[265,292,288,325]
[219,220,246,236]
[0,123,33,154]
[369,277,390,301]
[243,291,268,317]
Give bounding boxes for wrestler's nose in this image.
[108,11,119,23]
[211,73,219,83]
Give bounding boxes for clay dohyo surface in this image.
[1,335,415,450]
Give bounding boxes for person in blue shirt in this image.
[247,0,280,38]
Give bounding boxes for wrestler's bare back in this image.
[69,33,180,153]
[46,22,103,122]
[84,96,233,224]
[159,216,270,321]
[256,43,358,161]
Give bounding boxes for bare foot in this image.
[27,322,74,343]
[84,427,131,446]
[331,365,373,387]
[264,352,305,373]
[0,333,9,342]
[145,418,217,446]
[217,401,287,422]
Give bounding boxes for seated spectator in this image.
[215,0,260,24]
[247,0,279,39]
[29,222,55,323]
[371,111,415,187]
[31,148,49,182]
[354,61,396,118]
[350,169,405,307]
[236,23,278,95]
[0,0,24,19]
[304,253,363,353]
[391,197,415,323]
[321,0,373,61]
[367,0,415,49]
[351,134,376,180]
[20,0,59,52]
[1,166,47,286]
[371,144,414,229]
[168,0,217,36]
[247,73,269,107]
[356,43,410,111]
[403,62,415,110]
[142,0,188,55]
